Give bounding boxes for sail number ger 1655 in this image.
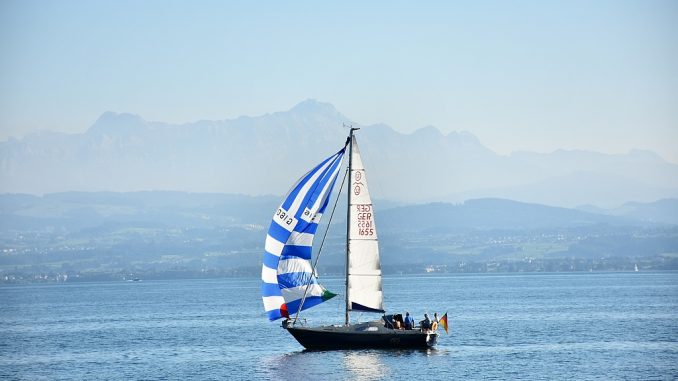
[356,204,375,236]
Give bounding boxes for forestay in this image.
[261,147,346,321]
[347,135,384,313]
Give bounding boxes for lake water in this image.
[1,272,677,380]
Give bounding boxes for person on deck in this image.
[404,312,415,330]
[432,312,439,331]
[421,313,432,332]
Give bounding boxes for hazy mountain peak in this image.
[87,112,146,136]
[288,99,342,117]
[626,149,665,163]
[412,125,443,138]
[447,130,482,145]
[410,127,484,149]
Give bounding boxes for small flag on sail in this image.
[439,312,449,334]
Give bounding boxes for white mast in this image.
[345,127,358,325]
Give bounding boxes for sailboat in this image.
[261,128,438,349]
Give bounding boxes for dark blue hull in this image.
[286,321,437,350]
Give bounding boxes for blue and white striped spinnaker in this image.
[261,146,346,321]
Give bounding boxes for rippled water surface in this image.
[1,272,677,380]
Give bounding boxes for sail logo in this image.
[353,170,364,196]
[275,208,294,225]
[301,207,319,223]
[274,207,298,232]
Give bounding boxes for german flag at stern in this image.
[439,312,449,334]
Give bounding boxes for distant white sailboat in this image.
[634,264,639,272]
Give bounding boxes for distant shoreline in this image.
[3,258,676,284]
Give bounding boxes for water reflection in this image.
[258,351,305,380]
[343,350,389,381]
[258,350,343,380]
[258,347,449,381]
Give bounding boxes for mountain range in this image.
[6,192,676,234]
[1,192,676,280]
[2,99,677,207]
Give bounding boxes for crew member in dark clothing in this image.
[421,313,432,332]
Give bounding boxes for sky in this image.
[1,0,677,162]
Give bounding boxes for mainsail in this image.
[261,147,346,321]
[347,135,384,313]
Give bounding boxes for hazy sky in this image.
[1,0,677,162]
